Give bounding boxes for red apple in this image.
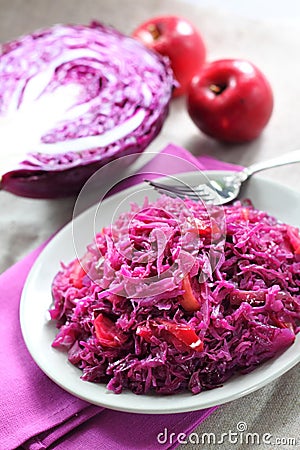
[187,59,274,143]
[132,16,206,97]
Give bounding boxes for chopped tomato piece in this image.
[241,207,250,221]
[160,320,204,352]
[69,251,94,288]
[69,259,86,289]
[94,313,126,347]
[136,319,203,352]
[286,225,300,254]
[180,276,200,311]
[187,218,220,237]
[194,218,212,236]
[136,324,153,343]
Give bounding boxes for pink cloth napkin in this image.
[0,144,241,450]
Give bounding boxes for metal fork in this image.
[145,149,300,205]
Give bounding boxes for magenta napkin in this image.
[0,144,241,450]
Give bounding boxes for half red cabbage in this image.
[50,196,300,395]
[0,22,174,198]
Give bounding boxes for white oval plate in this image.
[20,171,300,414]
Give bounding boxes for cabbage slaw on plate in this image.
[50,195,300,395]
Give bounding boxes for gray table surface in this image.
[0,1,299,449]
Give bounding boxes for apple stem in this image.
[209,83,226,95]
[147,24,161,40]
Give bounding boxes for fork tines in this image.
[145,179,216,203]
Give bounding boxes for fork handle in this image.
[243,149,300,179]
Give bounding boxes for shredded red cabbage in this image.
[50,196,300,395]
